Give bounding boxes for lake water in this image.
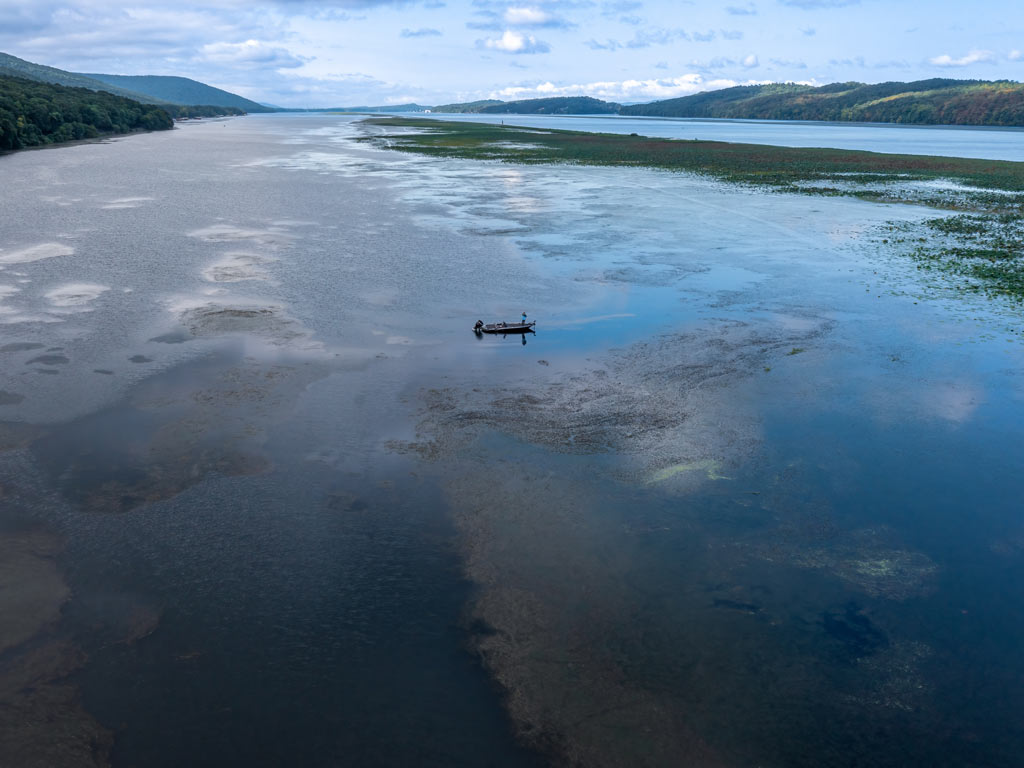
[418,111,1024,161]
[1,114,1023,767]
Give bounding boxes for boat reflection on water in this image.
[474,329,535,345]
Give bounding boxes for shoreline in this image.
[0,126,171,158]
[0,115,241,159]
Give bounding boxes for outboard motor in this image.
[474,320,484,331]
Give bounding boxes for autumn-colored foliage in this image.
[620,80,1024,127]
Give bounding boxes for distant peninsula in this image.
[422,79,1024,128]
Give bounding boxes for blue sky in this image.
[1,0,1021,107]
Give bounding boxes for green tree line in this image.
[167,105,247,119]
[620,80,1024,127]
[478,96,621,115]
[0,74,173,151]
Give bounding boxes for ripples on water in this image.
[0,115,1022,767]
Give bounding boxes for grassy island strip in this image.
[361,116,1024,301]
[361,117,1024,204]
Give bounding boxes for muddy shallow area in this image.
[0,523,159,768]
[396,311,994,766]
[1,114,1023,766]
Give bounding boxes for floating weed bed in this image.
[360,117,1024,214]
[880,213,1024,302]
[362,117,1024,309]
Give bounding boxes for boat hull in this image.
[475,322,535,334]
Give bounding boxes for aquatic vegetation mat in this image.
[363,117,1024,310]
[361,118,1024,213]
[883,213,1024,301]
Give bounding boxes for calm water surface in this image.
[0,114,1022,767]
[418,111,1024,161]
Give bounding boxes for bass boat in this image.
[474,320,536,334]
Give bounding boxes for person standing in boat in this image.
[521,311,528,326]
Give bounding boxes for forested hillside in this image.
[323,103,430,113]
[431,99,504,113]
[84,74,272,112]
[0,75,172,150]
[0,51,168,103]
[620,80,1024,126]
[169,105,247,118]
[479,96,620,115]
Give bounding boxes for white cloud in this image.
[780,0,859,7]
[489,74,773,103]
[829,55,865,67]
[201,40,307,69]
[504,7,549,25]
[691,56,737,69]
[471,3,574,31]
[401,27,442,37]
[929,50,996,67]
[4,0,1017,111]
[626,27,689,48]
[481,30,550,54]
[0,2,58,34]
[5,5,249,70]
[601,0,642,14]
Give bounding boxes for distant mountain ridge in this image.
[83,74,272,112]
[4,50,1022,128]
[0,51,268,113]
[421,80,1024,127]
[0,51,170,104]
[316,97,617,115]
[620,79,1024,126]
[431,99,504,113]
[428,96,618,115]
[478,96,619,115]
[319,103,432,113]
